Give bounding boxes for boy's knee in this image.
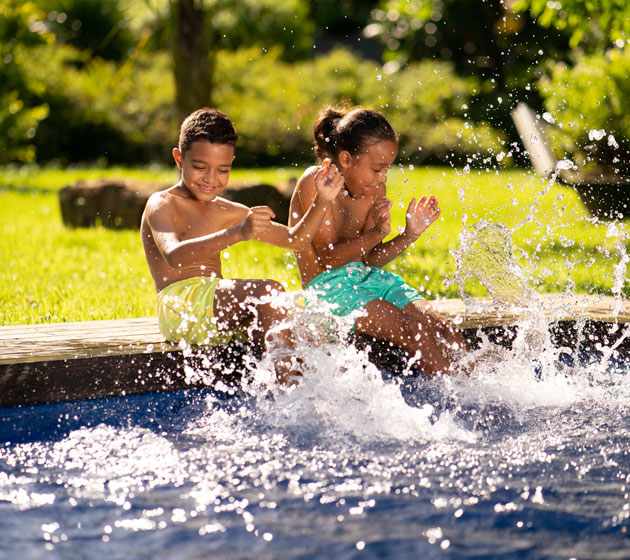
[250,279,284,298]
[264,280,285,295]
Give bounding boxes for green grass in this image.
[1,164,627,325]
[0,163,297,194]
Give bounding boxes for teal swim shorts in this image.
[305,262,422,320]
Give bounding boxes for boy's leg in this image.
[213,278,297,384]
[354,299,463,376]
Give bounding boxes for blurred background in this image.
[3,0,630,325]
[2,0,629,172]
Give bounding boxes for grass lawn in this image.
[1,163,627,325]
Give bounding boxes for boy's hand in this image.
[313,158,345,202]
[404,195,440,239]
[239,206,275,240]
[370,196,392,236]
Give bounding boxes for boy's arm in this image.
[146,195,255,268]
[296,174,389,270]
[363,195,441,268]
[255,160,344,250]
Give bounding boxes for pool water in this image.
[1,322,630,560]
[3,219,630,559]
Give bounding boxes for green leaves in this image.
[514,0,630,50]
[0,91,48,163]
[0,3,50,163]
[215,47,504,164]
[539,48,630,172]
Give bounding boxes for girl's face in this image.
[338,139,398,198]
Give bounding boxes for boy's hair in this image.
[313,104,397,161]
[178,107,238,154]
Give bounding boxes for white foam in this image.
[250,338,475,444]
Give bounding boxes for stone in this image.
[222,181,294,225]
[58,178,296,229]
[58,179,165,229]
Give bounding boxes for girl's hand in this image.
[405,195,440,239]
[239,206,275,240]
[371,196,392,236]
[313,158,345,202]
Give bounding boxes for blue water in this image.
[1,333,630,560]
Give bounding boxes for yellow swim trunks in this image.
[156,277,245,346]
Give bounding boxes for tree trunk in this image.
[172,0,214,123]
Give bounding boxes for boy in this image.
[141,108,344,383]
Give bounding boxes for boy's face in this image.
[340,139,398,198]
[173,140,235,201]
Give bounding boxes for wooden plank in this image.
[1,294,630,407]
[430,293,630,329]
[2,295,629,365]
[0,347,252,408]
[0,317,175,364]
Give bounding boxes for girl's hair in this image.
[313,105,397,161]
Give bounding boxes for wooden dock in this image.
[2,294,629,408]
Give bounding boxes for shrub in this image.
[538,48,630,174]
[0,2,51,163]
[23,44,176,163]
[5,32,504,165]
[214,47,505,165]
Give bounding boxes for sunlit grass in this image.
[1,164,627,325]
[0,163,297,193]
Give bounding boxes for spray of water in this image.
[160,205,630,448]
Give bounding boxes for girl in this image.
[289,105,469,376]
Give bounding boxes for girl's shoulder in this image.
[295,165,319,191]
[300,165,319,180]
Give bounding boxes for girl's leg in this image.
[403,300,469,355]
[213,278,297,384]
[353,298,462,376]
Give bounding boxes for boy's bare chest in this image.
[172,198,237,240]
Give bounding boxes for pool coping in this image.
[1,294,629,408]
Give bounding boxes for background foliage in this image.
[2,0,629,171]
[1,165,624,325]
[2,0,630,325]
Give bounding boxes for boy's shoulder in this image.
[146,188,246,215]
[301,165,320,178]
[145,187,173,210]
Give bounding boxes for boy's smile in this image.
[173,140,235,201]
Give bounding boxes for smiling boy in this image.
[141,108,343,382]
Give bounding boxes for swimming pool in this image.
[1,319,629,560]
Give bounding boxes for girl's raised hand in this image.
[314,158,345,202]
[404,195,440,238]
[370,196,393,236]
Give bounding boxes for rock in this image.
[222,182,294,225]
[58,178,296,229]
[58,179,165,229]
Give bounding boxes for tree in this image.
[172,0,213,121]
[512,0,630,173]
[363,0,572,132]
[166,0,313,122]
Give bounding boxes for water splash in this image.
[447,219,534,309]
[606,221,630,317]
